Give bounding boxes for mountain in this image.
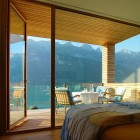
[55,42,102,84]
[10,39,140,85]
[10,34,24,44]
[115,49,140,82]
[10,40,102,85]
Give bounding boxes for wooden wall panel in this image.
[102,43,115,83]
[108,44,115,82]
[102,45,108,83]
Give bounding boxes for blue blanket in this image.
[61,102,140,140]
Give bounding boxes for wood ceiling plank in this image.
[11,0,140,45]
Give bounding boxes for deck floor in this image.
[10,108,66,131]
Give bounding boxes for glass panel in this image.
[10,7,25,125]
[55,39,102,126]
[115,34,140,83]
[27,36,51,128]
[55,9,103,126]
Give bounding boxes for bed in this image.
[61,102,140,140]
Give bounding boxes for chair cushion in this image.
[98,93,104,97]
[116,87,126,95]
[96,86,106,93]
[55,87,68,91]
[113,96,121,102]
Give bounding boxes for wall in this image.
[102,43,115,83]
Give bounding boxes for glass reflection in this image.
[10,7,25,125]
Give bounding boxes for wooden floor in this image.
[10,108,66,131]
[0,129,61,140]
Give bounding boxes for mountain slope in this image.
[10,40,140,84]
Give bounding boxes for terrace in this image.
[10,108,65,131]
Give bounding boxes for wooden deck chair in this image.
[96,86,107,103]
[55,88,82,114]
[99,86,126,104]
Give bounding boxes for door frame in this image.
[8,2,27,130]
[0,0,9,134]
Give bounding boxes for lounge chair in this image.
[98,86,126,104]
[96,86,107,97]
[55,87,82,114]
[96,86,107,103]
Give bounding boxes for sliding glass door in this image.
[9,5,26,127]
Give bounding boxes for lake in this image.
[27,85,51,109]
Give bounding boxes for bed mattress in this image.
[61,102,140,140]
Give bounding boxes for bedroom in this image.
[1,0,140,139]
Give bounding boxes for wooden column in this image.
[0,0,9,134]
[102,43,115,83]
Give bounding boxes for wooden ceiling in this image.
[11,0,140,46]
[11,0,51,38]
[56,9,140,45]
[10,6,25,35]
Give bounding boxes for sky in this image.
[115,34,140,52]
[28,35,140,52]
[10,42,25,53]
[27,36,101,50]
[11,34,140,53]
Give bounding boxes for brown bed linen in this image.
[101,123,140,140]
